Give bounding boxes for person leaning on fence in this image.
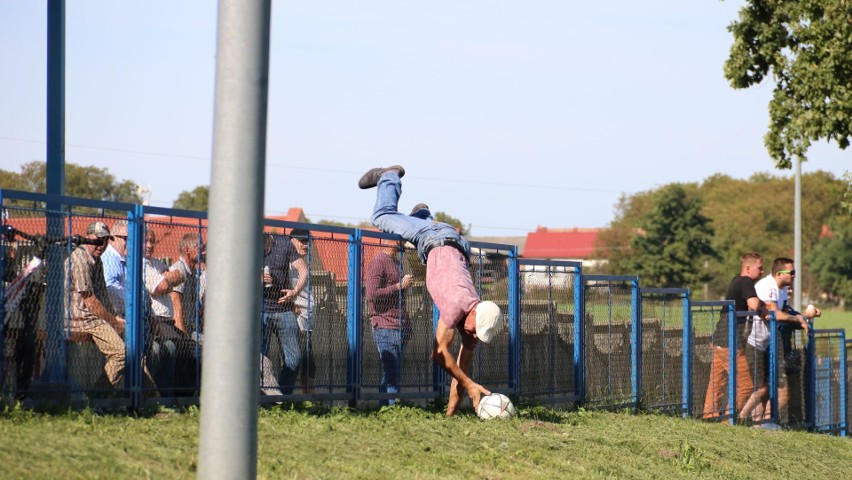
[169,233,204,336]
[288,228,317,394]
[366,238,414,406]
[702,252,768,419]
[143,229,197,396]
[66,221,126,390]
[101,220,129,315]
[360,165,502,416]
[739,258,810,423]
[261,231,308,394]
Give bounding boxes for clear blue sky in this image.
[0,1,847,236]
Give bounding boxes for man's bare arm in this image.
[152,269,184,296]
[431,321,490,414]
[170,291,186,332]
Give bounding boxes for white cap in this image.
[475,301,502,343]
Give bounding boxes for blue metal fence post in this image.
[44,0,68,388]
[805,320,816,430]
[0,191,6,390]
[631,278,641,410]
[769,312,778,425]
[347,230,363,407]
[681,292,692,417]
[574,268,585,405]
[728,306,737,425]
[432,303,443,397]
[125,206,146,409]
[507,245,520,394]
[840,331,847,437]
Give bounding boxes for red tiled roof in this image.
[522,227,602,259]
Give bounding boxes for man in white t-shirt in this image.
[740,257,809,422]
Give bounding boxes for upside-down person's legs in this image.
[370,171,430,241]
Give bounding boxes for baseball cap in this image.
[475,301,502,343]
[86,221,113,239]
[290,228,310,241]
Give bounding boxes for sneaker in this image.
[358,165,405,189]
[409,203,430,216]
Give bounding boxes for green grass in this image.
[814,308,851,335]
[2,402,850,479]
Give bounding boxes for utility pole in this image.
[198,1,273,478]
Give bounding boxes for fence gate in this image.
[517,259,581,404]
[582,275,639,409]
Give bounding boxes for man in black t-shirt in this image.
[702,252,768,419]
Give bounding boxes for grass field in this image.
[814,308,851,335]
[2,402,850,479]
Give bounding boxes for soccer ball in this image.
[477,393,515,420]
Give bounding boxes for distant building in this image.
[522,226,605,269]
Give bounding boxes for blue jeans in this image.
[370,172,469,263]
[372,327,407,406]
[262,311,302,394]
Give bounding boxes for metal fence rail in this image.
[639,288,689,413]
[517,259,581,404]
[581,275,639,409]
[810,330,847,435]
[690,300,734,420]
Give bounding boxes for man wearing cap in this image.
[66,221,126,389]
[359,165,503,416]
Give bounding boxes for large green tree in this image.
[725,1,852,167]
[624,184,716,289]
[172,185,209,211]
[0,160,141,203]
[806,172,852,306]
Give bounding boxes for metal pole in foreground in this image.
[44,0,66,385]
[794,157,802,311]
[198,1,272,478]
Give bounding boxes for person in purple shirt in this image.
[366,239,414,406]
[360,165,502,416]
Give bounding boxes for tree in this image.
[724,1,852,168]
[624,184,716,289]
[172,185,209,211]
[0,160,141,203]
[433,211,470,236]
[806,172,852,306]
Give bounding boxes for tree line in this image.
[592,171,851,307]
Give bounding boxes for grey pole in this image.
[794,157,802,311]
[198,1,272,478]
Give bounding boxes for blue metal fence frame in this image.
[1,188,849,438]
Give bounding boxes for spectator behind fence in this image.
[143,229,198,396]
[366,238,413,406]
[169,233,204,336]
[101,220,129,316]
[66,221,125,389]
[703,252,768,419]
[289,228,317,394]
[739,258,810,424]
[359,165,502,416]
[262,232,308,394]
